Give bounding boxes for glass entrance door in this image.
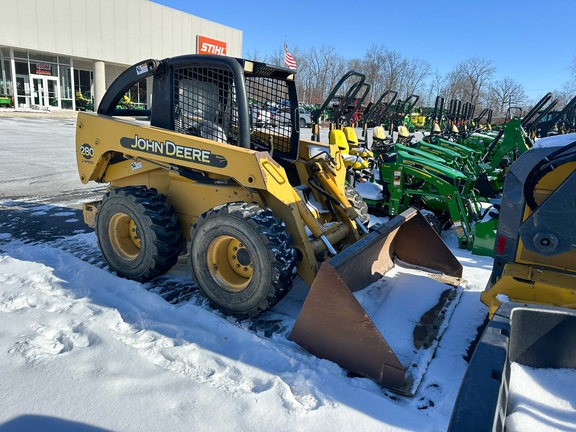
[16,74,31,108]
[31,75,60,109]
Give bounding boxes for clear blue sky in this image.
[152,0,575,100]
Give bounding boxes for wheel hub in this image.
[108,212,141,260]
[207,236,253,292]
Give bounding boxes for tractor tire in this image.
[188,202,297,319]
[96,186,183,282]
[345,184,370,227]
[437,211,453,231]
[419,209,443,236]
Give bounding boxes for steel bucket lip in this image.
[290,207,465,396]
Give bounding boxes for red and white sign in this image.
[197,36,227,56]
[36,63,52,76]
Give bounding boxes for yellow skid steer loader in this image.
[75,55,463,395]
[481,134,576,316]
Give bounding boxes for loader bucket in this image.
[290,208,464,396]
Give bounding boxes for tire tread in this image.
[189,202,297,319]
[97,186,183,281]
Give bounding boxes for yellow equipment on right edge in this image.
[481,134,576,316]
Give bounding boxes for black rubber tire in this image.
[345,184,370,227]
[299,118,306,128]
[437,211,453,231]
[419,209,443,236]
[188,202,297,319]
[96,186,183,282]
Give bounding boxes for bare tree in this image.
[248,45,504,113]
[360,44,387,102]
[400,57,432,100]
[302,45,346,104]
[347,57,363,70]
[421,68,446,107]
[381,49,406,94]
[486,77,527,116]
[448,57,496,106]
[245,49,267,63]
[256,45,315,104]
[556,80,576,107]
[268,46,285,68]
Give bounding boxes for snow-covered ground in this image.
[0,116,570,431]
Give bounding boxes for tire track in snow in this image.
[0,243,337,412]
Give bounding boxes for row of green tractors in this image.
[310,72,569,257]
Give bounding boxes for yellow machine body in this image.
[77,113,360,286]
[482,138,576,317]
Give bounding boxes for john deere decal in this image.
[120,135,227,168]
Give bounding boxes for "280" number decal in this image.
[80,143,94,159]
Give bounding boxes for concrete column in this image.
[9,48,18,106]
[93,61,106,112]
[146,76,153,109]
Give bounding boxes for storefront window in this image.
[15,61,31,108]
[29,52,58,63]
[13,50,28,60]
[74,69,93,97]
[127,80,147,108]
[15,62,29,75]
[0,48,120,110]
[74,69,93,111]
[1,60,12,96]
[59,65,73,109]
[129,84,139,105]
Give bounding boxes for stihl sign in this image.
[197,36,227,56]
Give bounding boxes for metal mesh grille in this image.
[173,66,237,145]
[172,66,293,155]
[245,76,292,154]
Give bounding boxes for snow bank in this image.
[507,363,576,432]
[0,232,490,431]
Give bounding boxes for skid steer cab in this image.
[76,54,464,395]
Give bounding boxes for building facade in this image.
[0,0,242,110]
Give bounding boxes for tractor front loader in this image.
[75,55,464,396]
[368,145,484,249]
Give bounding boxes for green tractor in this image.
[358,139,493,252]
[313,79,499,257]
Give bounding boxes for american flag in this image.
[284,43,297,70]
